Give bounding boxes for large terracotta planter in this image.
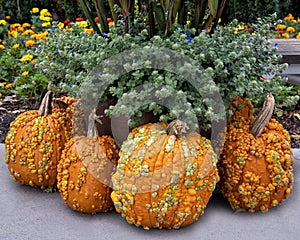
[96,101,160,146]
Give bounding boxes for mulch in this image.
[1,95,300,148]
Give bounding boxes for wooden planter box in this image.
[270,39,300,85]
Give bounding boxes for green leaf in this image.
[208,0,219,18]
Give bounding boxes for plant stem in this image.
[38,91,53,117]
[250,94,275,138]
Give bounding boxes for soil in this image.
[1,95,300,148]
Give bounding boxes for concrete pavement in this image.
[1,143,300,240]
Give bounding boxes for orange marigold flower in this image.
[107,17,114,25]
[287,27,296,33]
[277,30,284,34]
[282,33,290,39]
[5,16,10,20]
[10,23,21,31]
[17,26,24,32]
[22,29,35,36]
[25,40,38,47]
[275,24,286,31]
[76,17,85,22]
[284,13,294,21]
[94,16,99,23]
[22,23,31,28]
[84,28,94,34]
[31,32,48,40]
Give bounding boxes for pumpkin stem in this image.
[250,93,275,138]
[166,120,189,136]
[87,108,102,137]
[38,91,53,117]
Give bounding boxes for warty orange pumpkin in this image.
[57,108,119,213]
[218,94,294,212]
[111,120,219,229]
[5,91,72,188]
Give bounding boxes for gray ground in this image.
[0,144,299,240]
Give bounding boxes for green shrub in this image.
[34,15,299,130]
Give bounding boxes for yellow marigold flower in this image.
[276,24,286,30]
[22,71,29,77]
[25,40,38,47]
[22,29,35,36]
[297,18,300,24]
[40,15,52,21]
[0,45,5,50]
[296,33,300,39]
[6,83,12,88]
[218,18,221,23]
[32,8,39,14]
[57,22,64,29]
[42,21,51,27]
[284,13,294,21]
[20,54,34,62]
[287,27,296,33]
[12,44,20,49]
[0,19,6,25]
[282,33,290,39]
[237,24,245,31]
[40,9,51,17]
[186,20,191,25]
[22,23,31,28]
[76,21,88,28]
[8,30,18,38]
[43,16,52,22]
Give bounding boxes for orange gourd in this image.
[111,120,219,229]
[57,109,119,213]
[218,94,294,212]
[5,91,72,188]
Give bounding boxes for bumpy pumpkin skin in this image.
[219,97,294,212]
[5,109,72,188]
[57,135,119,214]
[54,96,85,136]
[111,122,219,230]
